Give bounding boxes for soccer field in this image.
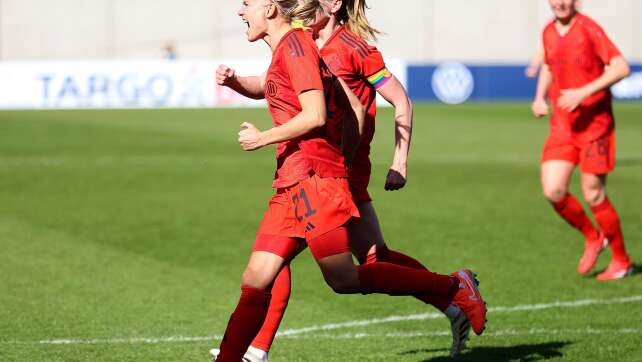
[0,103,641,361]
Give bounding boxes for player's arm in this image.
[335,78,366,164]
[532,63,552,118]
[216,64,266,100]
[377,75,413,191]
[525,45,544,78]
[238,90,326,151]
[558,56,630,112]
[338,78,366,136]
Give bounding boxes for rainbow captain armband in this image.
[367,68,392,89]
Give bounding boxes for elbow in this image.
[312,112,326,128]
[614,58,631,80]
[396,97,413,126]
[622,63,631,79]
[395,96,412,116]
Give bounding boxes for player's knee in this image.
[241,266,269,290]
[322,274,359,294]
[582,188,605,207]
[325,279,353,294]
[542,185,567,203]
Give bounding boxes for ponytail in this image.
[338,0,381,41]
[291,0,321,25]
[273,0,321,26]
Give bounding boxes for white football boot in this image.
[209,346,269,362]
[445,304,471,356]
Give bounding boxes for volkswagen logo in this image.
[431,62,474,104]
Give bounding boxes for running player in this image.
[532,0,633,280]
[214,1,486,361]
[212,1,483,361]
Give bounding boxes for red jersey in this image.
[266,28,347,189]
[543,13,622,143]
[320,26,392,173]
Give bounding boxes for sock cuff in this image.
[590,197,612,214]
[552,193,573,211]
[448,276,460,298]
[240,285,272,303]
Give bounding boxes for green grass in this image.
[0,103,641,361]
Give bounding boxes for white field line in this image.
[284,328,642,340]
[276,295,642,337]
[1,294,640,346]
[11,328,642,346]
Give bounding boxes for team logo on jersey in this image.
[266,80,278,98]
[431,62,474,104]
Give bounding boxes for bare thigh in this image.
[541,160,576,203]
[315,251,361,294]
[241,251,287,291]
[348,201,386,263]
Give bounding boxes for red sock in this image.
[591,197,631,264]
[358,261,458,298]
[251,265,291,352]
[216,286,271,362]
[552,194,599,240]
[365,245,450,311]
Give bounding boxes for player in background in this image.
[526,1,583,78]
[532,0,633,280]
[211,1,481,360]
[214,1,486,361]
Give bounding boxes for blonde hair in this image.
[272,0,321,25]
[294,0,322,25]
[338,0,381,41]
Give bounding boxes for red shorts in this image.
[254,174,360,260]
[541,130,615,175]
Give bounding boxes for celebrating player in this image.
[532,0,633,280]
[211,1,481,360]
[213,1,486,361]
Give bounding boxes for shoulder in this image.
[576,13,605,34]
[283,29,317,59]
[543,19,556,32]
[336,28,378,59]
[542,19,556,35]
[541,20,557,44]
[576,13,600,28]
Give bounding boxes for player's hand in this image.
[558,88,587,112]
[384,166,407,191]
[216,64,237,87]
[531,98,549,118]
[525,65,539,78]
[238,122,264,151]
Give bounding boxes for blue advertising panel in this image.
[408,63,642,103]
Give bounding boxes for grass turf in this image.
[0,103,641,361]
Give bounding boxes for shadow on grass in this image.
[401,341,571,362]
[588,262,642,279]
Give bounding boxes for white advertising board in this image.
[0,59,406,109]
